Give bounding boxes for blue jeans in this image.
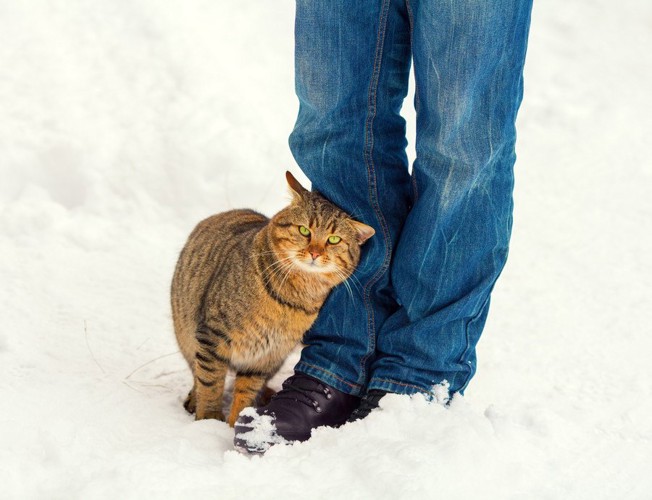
[289,0,533,397]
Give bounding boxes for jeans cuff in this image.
[366,377,430,396]
[294,361,364,396]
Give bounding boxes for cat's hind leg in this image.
[183,381,196,414]
[228,371,267,427]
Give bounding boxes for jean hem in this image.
[294,362,364,396]
[366,377,432,396]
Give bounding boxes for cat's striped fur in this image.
[171,172,374,426]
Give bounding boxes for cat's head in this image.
[268,171,375,282]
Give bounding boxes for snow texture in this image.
[1,0,651,499]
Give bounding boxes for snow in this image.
[1,0,651,498]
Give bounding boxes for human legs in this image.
[289,0,413,395]
[368,0,533,396]
[235,0,533,452]
[292,0,533,398]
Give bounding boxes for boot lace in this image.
[272,374,333,413]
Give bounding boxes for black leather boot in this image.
[234,372,360,454]
[347,389,388,422]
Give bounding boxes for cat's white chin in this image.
[294,258,334,274]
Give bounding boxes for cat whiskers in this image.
[277,257,298,294]
[331,263,360,303]
[259,254,293,275]
[260,256,295,287]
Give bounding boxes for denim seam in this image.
[411,172,420,204]
[296,361,362,390]
[372,377,428,393]
[458,293,492,392]
[359,0,394,386]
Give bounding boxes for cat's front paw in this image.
[256,386,276,407]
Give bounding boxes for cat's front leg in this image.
[227,371,267,427]
[193,354,228,421]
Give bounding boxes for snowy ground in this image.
[1,1,651,498]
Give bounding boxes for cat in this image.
[170,171,374,427]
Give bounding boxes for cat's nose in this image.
[310,251,321,260]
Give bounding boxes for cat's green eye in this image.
[328,235,342,245]
[299,225,311,237]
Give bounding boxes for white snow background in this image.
[1,1,651,499]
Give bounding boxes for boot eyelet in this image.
[315,406,322,413]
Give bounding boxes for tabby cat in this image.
[171,171,374,427]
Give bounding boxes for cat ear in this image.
[286,171,309,200]
[351,221,375,244]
